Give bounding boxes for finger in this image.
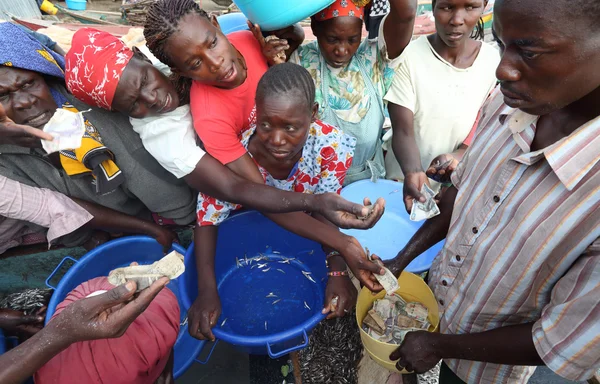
[107,278,168,327]
[361,259,385,275]
[406,184,425,203]
[188,313,204,340]
[334,298,346,318]
[15,324,43,336]
[200,312,215,341]
[86,281,138,314]
[17,124,54,141]
[362,197,372,207]
[390,347,402,361]
[18,314,45,325]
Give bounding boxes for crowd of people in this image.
[0,0,598,382]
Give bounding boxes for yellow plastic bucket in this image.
[40,0,58,15]
[355,271,440,373]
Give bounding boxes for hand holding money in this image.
[410,184,441,222]
[366,248,399,294]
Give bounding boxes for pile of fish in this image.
[362,293,430,345]
[235,253,318,283]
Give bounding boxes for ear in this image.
[131,47,152,64]
[311,102,319,121]
[310,17,320,38]
[210,14,221,31]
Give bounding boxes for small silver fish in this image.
[276,269,286,274]
[266,292,277,298]
[251,264,257,269]
[304,301,311,310]
[278,259,291,264]
[302,270,316,283]
[221,318,227,326]
[236,257,242,268]
[244,253,249,264]
[265,321,268,330]
[272,250,281,254]
[272,299,281,304]
[180,316,188,326]
[257,263,268,269]
[308,250,314,255]
[262,267,271,272]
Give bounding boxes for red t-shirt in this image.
[190,31,268,164]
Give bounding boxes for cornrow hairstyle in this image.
[144,0,210,105]
[431,0,487,41]
[256,63,316,111]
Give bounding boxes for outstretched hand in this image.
[247,21,289,65]
[317,194,386,230]
[0,309,45,337]
[403,172,429,213]
[47,278,169,344]
[0,104,53,148]
[426,154,458,184]
[340,237,384,292]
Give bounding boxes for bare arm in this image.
[184,154,384,229]
[386,186,458,276]
[384,0,418,59]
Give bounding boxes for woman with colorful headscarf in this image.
[0,22,197,244]
[287,0,417,184]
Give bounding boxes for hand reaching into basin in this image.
[188,285,221,342]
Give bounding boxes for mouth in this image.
[23,111,52,128]
[267,148,291,159]
[328,60,348,68]
[500,86,530,108]
[218,64,237,83]
[157,93,173,113]
[446,32,465,42]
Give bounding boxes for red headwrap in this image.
[65,28,134,110]
[315,0,366,21]
[34,277,180,384]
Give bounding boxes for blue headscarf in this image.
[0,23,67,104]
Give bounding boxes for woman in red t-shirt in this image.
[143,0,386,313]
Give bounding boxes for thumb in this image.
[322,291,335,313]
[92,281,137,312]
[19,314,45,324]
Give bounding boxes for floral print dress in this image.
[196,120,357,226]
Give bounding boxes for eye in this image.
[326,37,337,44]
[21,81,34,89]
[520,49,540,60]
[191,59,201,70]
[465,5,474,10]
[285,125,296,132]
[0,93,8,102]
[211,37,217,48]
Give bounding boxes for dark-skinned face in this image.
[164,13,246,89]
[493,0,600,115]
[0,66,57,129]
[313,16,363,68]
[432,0,487,47]
[112,56,179,118]
[255,94,317,162]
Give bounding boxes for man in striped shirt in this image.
[385,0,600,382]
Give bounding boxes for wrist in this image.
[196,273,217,293]
[327,255,346,271]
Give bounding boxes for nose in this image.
[140,87,159,109]
[334,44,349,59]
[206,54,224,74]
[496,51,520,83]
[271,129,286,147]
[449,10,465,26]
[12,91,36,111]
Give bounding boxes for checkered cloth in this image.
[370,0,390,17]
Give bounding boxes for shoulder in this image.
[228,31,263,56]
[310,120,357,153]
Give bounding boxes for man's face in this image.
[493,0,600,115]
[0,67,57,128]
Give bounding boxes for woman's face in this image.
[0,66,57,128]
[255,94,317,162]
[164,13,246,89]
[313,17,363,68]
[112,56,179,118]
[433,0,486,47]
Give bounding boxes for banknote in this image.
[410,184,440,221]
[108,251,184,291]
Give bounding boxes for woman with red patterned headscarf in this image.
[287,0,418,185]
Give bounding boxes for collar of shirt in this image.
[500,109,600,191]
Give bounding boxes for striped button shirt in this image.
[429,88,600,383]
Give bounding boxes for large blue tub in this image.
[180,211,327,358]
[234,0,334,31]
[340,180,445,273]
[44,236,210,379]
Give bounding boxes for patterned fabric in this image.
[196,120,356,226]
[57,103,125,195]
[65,28,134,110]
[315,0,365,21]
[369,0,389,17]
[0,23,65,79]
[429,88,600,383]
[290,20,396,125]
[0,175,93,254]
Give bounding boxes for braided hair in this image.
[144,0,210,104]
[431,0,487,41]
[256,63,316,112]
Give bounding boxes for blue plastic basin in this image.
[0,330,5,356]
[44,236,208,379]
[233,0,335,31]
[217,12,249,35]
[180,211,327,358]
[65,0,86,11]
[340,180,444,273]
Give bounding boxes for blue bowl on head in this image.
[44,237,209,379]
[340,180,444,273]
[217,12,250,35]
[233,0,335,31]
[180,210,327,358]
